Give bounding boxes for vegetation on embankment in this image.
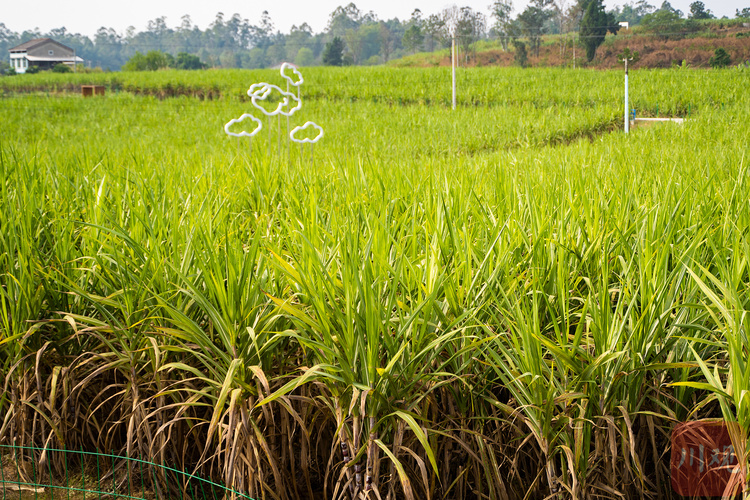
[392,20,750,69]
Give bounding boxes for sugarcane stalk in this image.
[365,416,377,493]
[353,415,362,495]
[336,404,356,499]
[546,457,561,499]
[386,421,405,500]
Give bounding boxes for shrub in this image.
[709,47,731,68]
[363,55,383,66]
[512,40,528,68]
[123,51,173,71]
[52,63,72,73]
[174,52,207,70]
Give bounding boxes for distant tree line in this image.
[0,3,488,71]
[0,0,748,73]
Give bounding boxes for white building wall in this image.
[10,53,28,74]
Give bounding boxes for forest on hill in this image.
[1,0,749,72]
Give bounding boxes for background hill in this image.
[393,20,750,69]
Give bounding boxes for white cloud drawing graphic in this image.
[279,93,302,117]
[280,62,304,87]
[224,113,263,137]
[290,122,324,144]
[248,83,289,116]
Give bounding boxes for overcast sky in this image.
[1,0,746,38]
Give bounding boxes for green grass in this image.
[1,66,750,499]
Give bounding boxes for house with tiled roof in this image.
[8,38,83,73]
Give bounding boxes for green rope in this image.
[0,445,256,500]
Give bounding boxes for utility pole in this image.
[624,56,630,133]
[620,50,638,133]
[444,5,458,111]
[452,32,456,110]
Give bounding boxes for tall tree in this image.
[358,23,382,62]
[402,10,424,54]
[250,11,275,50]
[379,22,395,61]
[286,23,313,61]
[322,36,345,65]
[490,0,514,50]
[224,13,253,48]
[517,0,555,57]
[455,7,486,63]
[639,8,686,39]
[552,0,578,61]
[658,1,683,17]
[146,17,169,37]
[579,0,619,62]
[93,27,124,69]
[423,14,447,51]
[344,28,363,63]
[327,3,363,37]
[615,1,656,26]
[0,23,15,44]
[688,1,714,19]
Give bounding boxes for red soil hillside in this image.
[395,23,750,70]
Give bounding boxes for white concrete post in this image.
[624,58,629,134]
[452,33,456,110]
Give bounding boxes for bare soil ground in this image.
[1,458,154,500]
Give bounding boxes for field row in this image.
[2,66,747,114]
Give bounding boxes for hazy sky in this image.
[1,0,746,38]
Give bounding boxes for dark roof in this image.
[9,38,72,52]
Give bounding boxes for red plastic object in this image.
[671,420,742,497]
